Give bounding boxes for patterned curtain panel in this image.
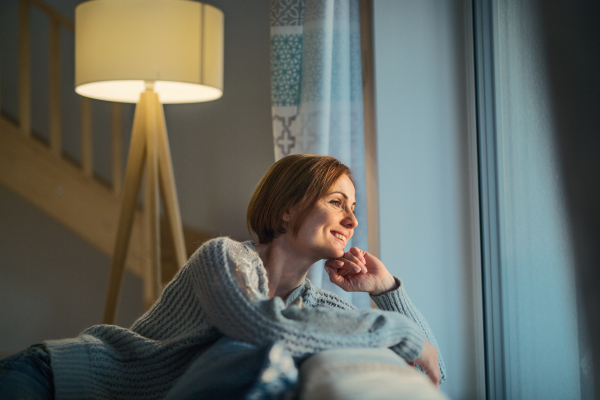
[270,0,369,308]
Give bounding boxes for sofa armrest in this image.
[298,348,448,400]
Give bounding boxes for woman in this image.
[0,154,445,399]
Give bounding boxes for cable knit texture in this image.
[45,237,446,399]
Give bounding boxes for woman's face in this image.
[291,174,358,260]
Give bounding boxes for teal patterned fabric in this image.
[270,0,369,308]
[271,34,303,107]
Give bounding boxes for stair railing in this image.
[17,0,123,195]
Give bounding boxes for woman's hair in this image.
[247,154,352,244]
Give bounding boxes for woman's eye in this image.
[330,200,341,207]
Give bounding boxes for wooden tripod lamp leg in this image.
[102,88,188,322]
[156,100,187,270]
[102,93,148,325]
[143,90,162,310]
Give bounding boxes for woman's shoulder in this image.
[195,236,244,250]
[187,236,269,299]
[191,237,258,261]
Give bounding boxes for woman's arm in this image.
[186,238,426,363]
[325,248,447,384]
[371,277,447,384]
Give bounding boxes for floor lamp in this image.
[74,0,224,325]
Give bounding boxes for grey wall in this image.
[0,0,274,357]
[373,1,484,399]
[0,185,144,356]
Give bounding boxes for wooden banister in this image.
[19,0,31,137]
[30,0,74,32]
[20,0,71,148]
[49,18,61,156]
[17,0,129,185]
[0,26,2,111]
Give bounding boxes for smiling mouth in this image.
[332,231,347,243]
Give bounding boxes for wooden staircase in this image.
[0,0,212,300]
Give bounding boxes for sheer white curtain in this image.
[270,0,369,307]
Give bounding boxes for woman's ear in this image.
[282,207,295,223]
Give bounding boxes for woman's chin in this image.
[312,242,345,260]
[330,247,345,259]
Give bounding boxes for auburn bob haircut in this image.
[247,154,352,244]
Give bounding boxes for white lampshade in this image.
[75,0,224,104]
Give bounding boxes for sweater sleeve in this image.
[187,238,426,362]
[371,277,447,383]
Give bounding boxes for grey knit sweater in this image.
[45,237,446,399]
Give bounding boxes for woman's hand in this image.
[324,247,398,295]
[414,340,441,389]
[325,248,442,390]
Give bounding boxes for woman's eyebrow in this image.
[329,191,356,206]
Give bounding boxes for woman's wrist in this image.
[369,275,398,296]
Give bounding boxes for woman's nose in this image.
[343,209,358,229]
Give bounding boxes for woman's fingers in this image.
[349,247,367,264]
[343,251,367,273]
[325,250,369,279]
[325,266,347,284]
[325,259,344,269]
[414,340,441,390]
[325,257,364,274]
[325,261,357,279]
[340,260,363,274]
